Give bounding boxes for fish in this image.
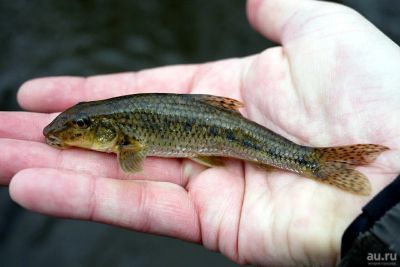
[43,93,388,195]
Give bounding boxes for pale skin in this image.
[1,0,400,265]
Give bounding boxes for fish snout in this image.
[45,133,67,148]
[43,113,69,137]
[43,117,70,148]
[43,124,52,137]
[44,123,68,148]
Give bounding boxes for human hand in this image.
[1,0,399,266]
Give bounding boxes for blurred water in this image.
[0,0,269,110]
[0,0,399,266]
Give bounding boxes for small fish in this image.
[43,93,388,195]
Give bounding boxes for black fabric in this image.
[341,213,372,255]
[363,176,400,222]
[339,231,400,267]
[341,175,400,259]
[371,202,400,254]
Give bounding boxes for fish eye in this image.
[73,116,90,129]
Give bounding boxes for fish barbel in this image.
[43,93,388,195]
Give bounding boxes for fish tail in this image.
[309,144,389,195]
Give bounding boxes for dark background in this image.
[0,0,399,266]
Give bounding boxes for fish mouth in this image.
[45,134,68,149]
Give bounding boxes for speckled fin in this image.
[306,163,372,196]
[192,94,244,113]
[191,156,225,167]
[118,141,147,172]
[307,144,389,195]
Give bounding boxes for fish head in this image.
[44,102,120,152]
[44,109,97,150]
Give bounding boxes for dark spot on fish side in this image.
[243,139,259,150]
[297,157,307,165]
[163,120,171,129]
[243,139,252,148]
[226,129,235,141]
[208,125,219,137]
[184,120,193,132]
[267,147,279,156]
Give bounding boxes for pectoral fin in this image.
[191,156,225,167]
[118,141,147,172]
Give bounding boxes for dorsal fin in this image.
[190,94,244,113]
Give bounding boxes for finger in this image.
[0,138,184,186]
[10,168,200,241]
[0,111,55,142]
[246,0,312,43]
[246,0,360,44]
[18,64,199,112]
[18,58,249,113]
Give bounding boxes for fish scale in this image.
[92,94,308,164]
[43,93,388,195]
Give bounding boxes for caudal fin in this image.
[309,144,388,195]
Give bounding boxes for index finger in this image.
[18,64,199,113]
[18,57,249,113]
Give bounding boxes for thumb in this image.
[246,0,375,45]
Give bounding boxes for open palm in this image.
[1,1,399,266]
